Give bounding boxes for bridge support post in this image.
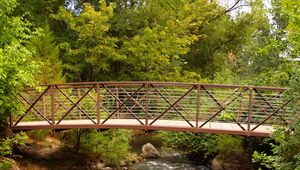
[77,88,81,120]
[97,84,100,125]
[196,85,200,128]
[145,82,149,126]
[116,87,119,118]
[247,87,253,135]
[51,85,56,125]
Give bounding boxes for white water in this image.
[131,152,211,170]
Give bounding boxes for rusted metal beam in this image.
[149,85,195,127]
[145,82,149,125]
[51,85,55,125]
[56,85,96,124]
[161,88,193,120]
[247,88,253,134]
[101,84,144,125]
[97,83,100,125]
[18,94,52,125]
[24,82,288,92]
[251,99,293,131]
[253,89,287,123]
[12,81,294,138]
[199,87,246,128]
[14,86,50,125]
[196,85,200,128]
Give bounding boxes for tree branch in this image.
[208,0,242,23]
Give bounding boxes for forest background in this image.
[0,0,299,169]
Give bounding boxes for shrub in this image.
[215,135,244,161]
[252,120,300,170]
[0,132,28,157]
[157,131,218,164]
[26,129,52,140]
[81,129,132,167]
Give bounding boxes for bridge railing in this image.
[10,82,295,135]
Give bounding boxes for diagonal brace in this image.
[14,86,50,125]
[149,85,195,127]
[251,99,292,131]
[254,89,287,123]
[200,88,246,129]
[101,85,144,125]
[18,94,51,125]
[56,85,96,124]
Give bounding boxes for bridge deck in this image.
[11,119,274,137]
[10,81,296,137]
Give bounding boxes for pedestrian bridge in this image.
[9,82,297,137]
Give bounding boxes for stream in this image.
[130,134,211,170]
[15,133,212,170]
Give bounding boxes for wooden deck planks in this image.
[11,119,274,137]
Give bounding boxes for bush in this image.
[215,135,244,161]
[0,158,12,170]
[252,120,300,170]
[26,129,52,140]
[81,129,132,167]
[157,131,218,164]
[0,132,28,157]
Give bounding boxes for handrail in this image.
[11,81,295,137]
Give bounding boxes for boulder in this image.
[141,143,160,158]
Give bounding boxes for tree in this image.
[0,0,40,168]
[252,1,300,168]
[29,26,64,84]
[252,120,300,169]
[52,1,122,81]
[282,0,300,58]
[0,0,39,130]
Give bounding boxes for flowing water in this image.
[130,134,211,170]
[131,152,211,170]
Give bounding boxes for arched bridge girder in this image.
[9,82,295,137]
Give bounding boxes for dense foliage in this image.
[0,0,39,130]
[0,0,299,168]
[81,129,132,166]
[252,120,300,169]
[158,131,218,164]
[59,129,132,166]
[158,131,247,165]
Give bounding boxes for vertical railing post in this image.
[42,96,46,118]
[145,82,149,126]
[51,85,55,125]
[97,83,100,125]
[116,87,119,118]
[156,84,159,117]
[247,87,253,135]
[196,84,200,128]
[77,87,81,119]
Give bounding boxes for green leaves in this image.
[0,0,40,129]
[0,132,28,157]
[282,0,300,57]
[81,129,132,166]
[52,1,122,81]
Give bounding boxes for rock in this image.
[96,163,105,169]
[100,167,112,170]
[90,162,106,170]
[120,161,126,167]
[141,143,160,158]
[211,153,254,170]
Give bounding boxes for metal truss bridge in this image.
[9,82,298,137]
